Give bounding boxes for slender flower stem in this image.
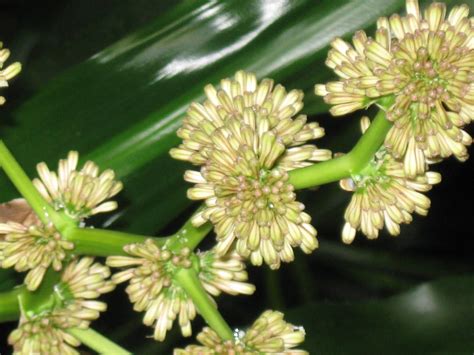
[19,268,61,316]
[0,288,21,322]
[0,141,54,225]
[64,227,168,256]
[68,328,131,354]
[167,205,213,252]
[0,141,74,231]
[175,268,234,341]
[288,96,395,189]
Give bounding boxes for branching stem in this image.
[288,96,395,189]
[0,288,21,322]
[68,328,131,354]
[174,268,234,341]
[0,98,395,350]
[64,227,168,256]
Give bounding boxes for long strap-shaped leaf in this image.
[0,0,465,234]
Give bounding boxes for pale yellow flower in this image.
[8,313,82,355]
[174,310,307,354]
[0,222,74,290]
[33,151,123,220]
[339,117,441,243]
[0,41,21,105]
[107,239,255,341]
[59,257,115,317]
[171,71,331,269]
[316,0,473,176]
[8,257,114,354]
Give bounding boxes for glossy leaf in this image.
[287,275,474,354]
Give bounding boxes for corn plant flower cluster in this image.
[8,257,114,354]
[339,117,442,243]
[0,42,21,106]
[0,221,74,291]
[315,0,473,177]
[170,70,331,269]
[33,151,123,221]
[0,0,472,353]
[106,239,255,341]
[174,310,307,354]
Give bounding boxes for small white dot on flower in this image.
[233,328,245,342]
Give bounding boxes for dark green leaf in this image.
[287,275,474,354]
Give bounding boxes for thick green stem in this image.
[0,141,59,225]
[349,105,393,172]
[19,268,61,316]
[167,205,213,252]
[288,153,354,189]
[0,288,21,321]
[288,97,395,189]
[175,268,233,341]
[64,227,168,256]
[68,328,131,354]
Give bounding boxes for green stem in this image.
[64,227,168,256]
[174,268,233,341]
[0,288,21,322]
[288,96,395,189]
[167,205,213,252]
[19,268,61,316]
[0,140,75,233]
[0,141,57,225]
[68,328,131,354]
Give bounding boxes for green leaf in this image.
[1,0,451,234]
[287,275,474,354]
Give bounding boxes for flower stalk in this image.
[174,267,234,341]
[166,205,213,252]
[68,328,131,355]
[64,227,166,256]
[19,267,61,316]
[0,288,21,321]
[0,141,73,230]
[288,96,395,189]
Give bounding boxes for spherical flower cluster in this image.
[8,257,114,354]
[174,310,307,354]
[170,70,331,269]
[0,42,21,105]
[59,257,115,317]
[315,0,473,177]
[33,151,123,221]
[8,313,83,355]
[106,239,255,341]
[0,221,74,290]
[339,117,441,243]
[199,251,255,297]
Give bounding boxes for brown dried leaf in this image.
[0,198,39,227]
